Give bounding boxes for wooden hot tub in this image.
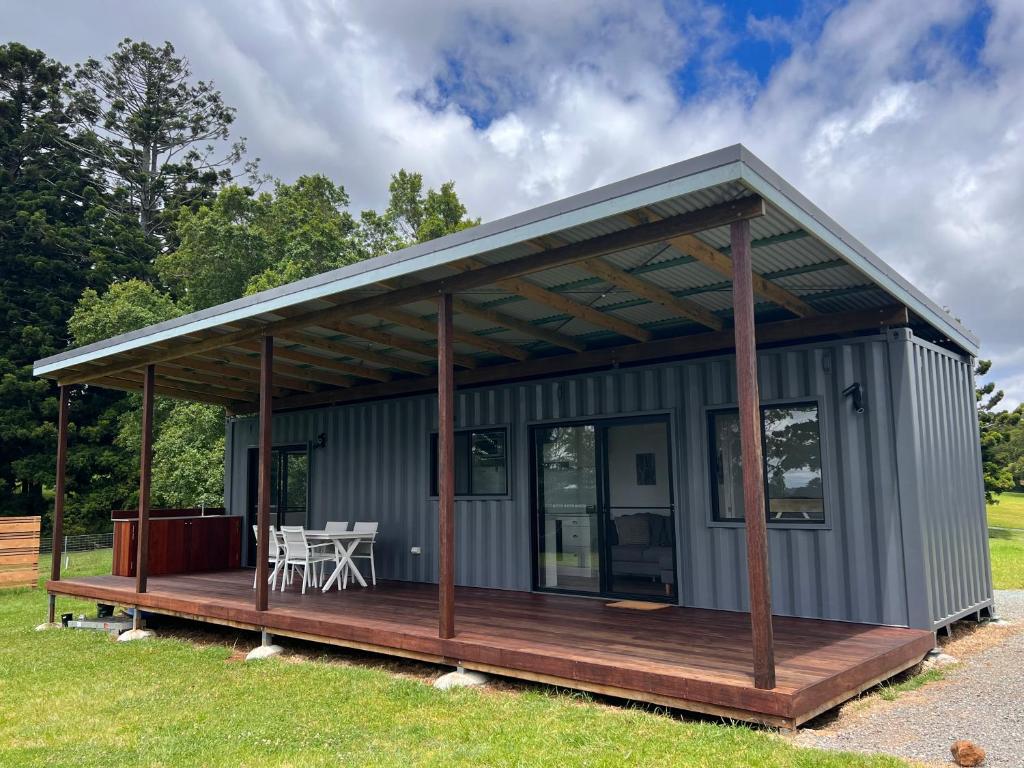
[111,508,241,577]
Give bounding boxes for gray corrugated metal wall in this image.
[225,332,942,627]
[887,329,993,629]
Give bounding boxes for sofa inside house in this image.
[610,512,675,592]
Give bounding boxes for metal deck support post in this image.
[255,335,274,612]
[437,293,456,639]
[135,365,155,595]
[47,386,70,623]
[731,219,777,690]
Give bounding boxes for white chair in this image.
[251,525,286,590]
[280,526,334,594]
[347,521,378,587]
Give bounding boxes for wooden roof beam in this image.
[274,332,431,377]
[371,277,584,354]
[668,233,818,318]
[324,319,478,370]
[372,307,530,362]
[61,196,764,385]
[203,345,357,388]
[576,257,724,331]
[623,207,815,319]
[450,297,586,353]
[156,362,262,394]
[270,306,910,412]
[94,373,250,410]
[454,259,651,342]
[163,358,321,394]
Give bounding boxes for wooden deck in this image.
[47,571,934,728]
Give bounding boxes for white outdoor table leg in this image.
[321,540,367,591]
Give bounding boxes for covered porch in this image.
[35,146,975,728]
[47,569,934,729]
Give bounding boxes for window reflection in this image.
[709,403,825,524]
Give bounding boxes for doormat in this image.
[605,600,670,611]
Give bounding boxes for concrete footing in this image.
[246,644,284,661]
[117,628,154,642]
[434,668,489,690]
[922,649,957,670]
[34,622,61,631]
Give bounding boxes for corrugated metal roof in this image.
[33,144,979,402]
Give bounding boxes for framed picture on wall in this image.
[636,452,656,486]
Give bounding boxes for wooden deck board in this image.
[47,571,934,727]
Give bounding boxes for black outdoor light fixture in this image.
[315,432,327,449]
[843,383,865,414]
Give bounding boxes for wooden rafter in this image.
[232,339,364,381]
[229,338,392,383]
[196,345,357,389]
[275,332,431,376]
[325,319,478,370]
[453,259,650,341]
[271,306,909,412]
[623,207,816,318]
[161,358,318,395]
[157,362,277,397]
[668,233,818,318]
[576,257,723,331]
[451,297,586,353]
[94,373,248,409]
[59,196,764,385]
[373,307,530,361]
[369,273,584,354]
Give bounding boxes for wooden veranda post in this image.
[134,364,155,599]
[437,293,456,639]
[47,385,70,623]
[730,219,777,690]
[255,335,274,612]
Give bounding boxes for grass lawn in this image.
[988,491,1024,529]
[0,553,905,768]
[988,492,1024,590]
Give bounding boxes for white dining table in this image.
[305,530,367,591]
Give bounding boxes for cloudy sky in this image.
[4,0,1022,406]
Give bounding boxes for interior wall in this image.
[606,422,671,514]
[226,332,913,626]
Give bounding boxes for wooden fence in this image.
[0,516,41,588]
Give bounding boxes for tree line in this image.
[0,39,476,533]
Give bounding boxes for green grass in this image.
[0,556,904,767]
[987,492,1024,590]
[876,667,945,701]
[988,491,1024,530]
[989,528,1024,589]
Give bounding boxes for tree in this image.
[386,169,479,244]
[244,175,358,293]
[0,43,152,520]
[976,359,1015,504]
[157,175,360,306]
[70,38,254,238]
[67,279,225,520]
[155,185,270,310]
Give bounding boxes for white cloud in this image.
[4,0,1023,406]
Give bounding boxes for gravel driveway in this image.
[792,590,1024,767]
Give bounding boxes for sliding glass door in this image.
[535,424,601,593]
[245,444,310,565]
[532,416,677,600]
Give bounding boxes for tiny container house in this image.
[36,145,992,728]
